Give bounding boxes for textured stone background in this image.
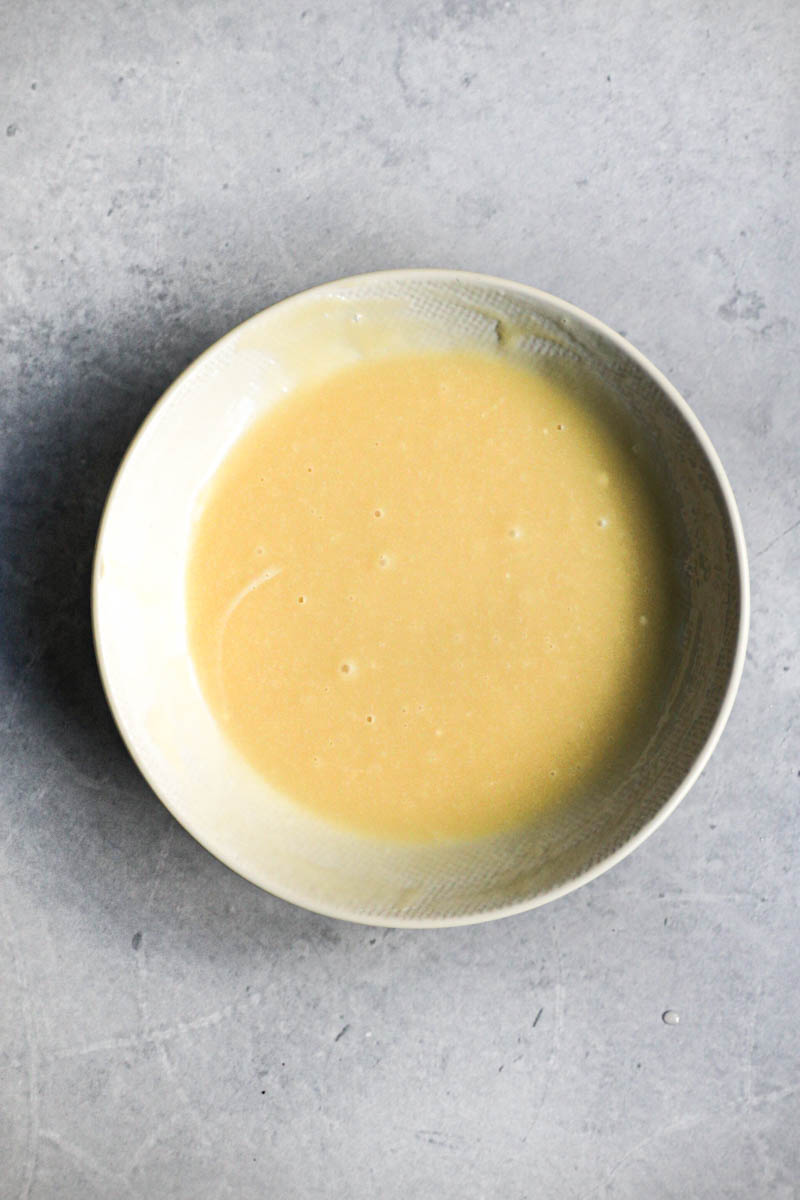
[1,2,798,1196]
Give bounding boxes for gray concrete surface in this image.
[1,2,798,1196]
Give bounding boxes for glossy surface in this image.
[188,351,676,839]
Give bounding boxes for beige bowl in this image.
[92,270,748,926]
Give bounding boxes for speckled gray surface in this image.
[1,2,798,1196]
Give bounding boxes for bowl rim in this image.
[92,267,750,928]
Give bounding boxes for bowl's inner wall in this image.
[95,274,743,923]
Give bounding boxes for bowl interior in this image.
[93,271,746,925]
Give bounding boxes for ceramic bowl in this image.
[93,269,748,926]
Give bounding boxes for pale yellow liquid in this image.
[187,350,675,841]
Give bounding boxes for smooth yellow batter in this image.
[187,350,675,841]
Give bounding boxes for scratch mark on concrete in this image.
[578,1111,709,1199]
[91,365,141,396]
[0,641,50,735]
[49,991,266,1063]
[392,34,430,110]
[523,915,563,1146]
[754,517,800,559]
[136,941,217,1158]
[40,1130,137,1197]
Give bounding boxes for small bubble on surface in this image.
[374,508,384,518]
[597,517,608,528]
[378,554,390,568]
[639,615,649,626]
[340,662,353,675]
[508,527,521,539]
[662,1010,680,1026]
